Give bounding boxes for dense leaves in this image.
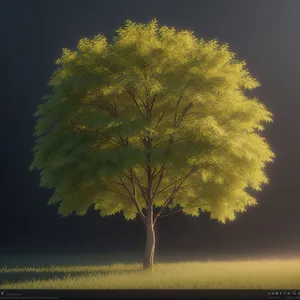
[30,19,274,223]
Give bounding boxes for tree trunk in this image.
[143,219,155,269]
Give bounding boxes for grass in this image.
[1,259,300,289]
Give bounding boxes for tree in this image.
[29,19,274,269]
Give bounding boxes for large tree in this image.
[30,20,274,269]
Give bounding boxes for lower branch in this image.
[159,200,200,218]
[153,167,198,225]
[116,176,146,225]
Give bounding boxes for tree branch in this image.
[153,167,197,225]
[160,199,201,217]
[129,168,148,205]
[155,175,186,196]
[154,108,168,130]
[174,102,193,128]
[173,83,190,125]
[110,182,126,196]
[159,207,183,217]
[117,176,146,224]
[79,101,118,117]
[69,120,123,147]
[150,94,158,111]
[126,89,146,120]
[152,167,162,179]
[152,165,165,201]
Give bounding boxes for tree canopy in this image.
[30,19,274,225]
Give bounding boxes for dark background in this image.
[1,0,299,260]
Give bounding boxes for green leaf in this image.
[30,19,274,224]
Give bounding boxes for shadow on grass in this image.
[0,268,145,285]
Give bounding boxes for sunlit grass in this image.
[1,259,300,289]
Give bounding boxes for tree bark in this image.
[143,215,156,269]
[143,135,155,269]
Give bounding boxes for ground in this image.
[0,253,300,289]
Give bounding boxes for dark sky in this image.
[1,0,300,259]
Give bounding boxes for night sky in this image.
[1,0,300,259]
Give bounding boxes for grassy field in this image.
[1,257,300,289]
